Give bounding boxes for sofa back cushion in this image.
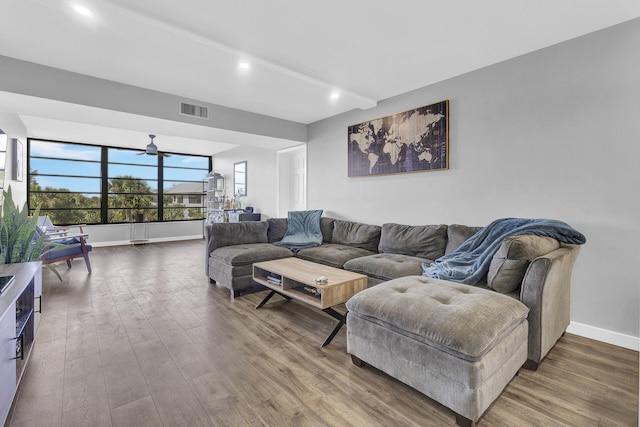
[331,220,381,252]
[207,221,269,252]
[320,217,335,243]
[487,235,561,293]
[267,218,288,243]
[379,223,448,260]
[445,224,482,254]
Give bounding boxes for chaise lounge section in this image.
[346,276,530,426]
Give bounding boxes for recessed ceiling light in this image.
[73,4,92,17]
[330,91,340,100]
[238,61,250,70]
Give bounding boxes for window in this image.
[108,148,158,223]
[163,154,210,220]
[28,139,211,225]
[29,140,102,224]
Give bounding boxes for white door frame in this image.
[277,144,307,217]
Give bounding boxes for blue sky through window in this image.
[30,140,210,194]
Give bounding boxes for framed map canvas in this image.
[348,100,449,177]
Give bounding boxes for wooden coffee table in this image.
[252,257,367,347]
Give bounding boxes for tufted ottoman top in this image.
[346,276,529,360]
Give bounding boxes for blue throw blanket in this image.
[274,209,323,252]
[421,218,586,285]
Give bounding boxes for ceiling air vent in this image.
[180,102,209,119]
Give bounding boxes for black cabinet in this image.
[228,212,261,222]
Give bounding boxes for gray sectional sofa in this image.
[204,216,581,369]
[205,216,582,425]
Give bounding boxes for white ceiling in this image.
[1,0,639,154]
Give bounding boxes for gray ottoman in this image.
[346,276,529,426]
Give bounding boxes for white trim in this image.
[90,235,203,248]
[568,321,639,351]
[276,144,307,217]
[148,235,203,244]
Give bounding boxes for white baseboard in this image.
[91,240,131,247]
[91,235,203,248]
[147,235,203,244]
[567,321,639,351]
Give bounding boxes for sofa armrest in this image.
[519,245,580,364]
[204,222,269,276]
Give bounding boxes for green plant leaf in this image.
[0,186,62,280]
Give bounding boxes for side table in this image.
[130,221,149,245]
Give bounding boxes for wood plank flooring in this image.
[6,240,639,426]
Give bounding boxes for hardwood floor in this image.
[7,240,639,426]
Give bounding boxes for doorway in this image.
[277,145,306,216]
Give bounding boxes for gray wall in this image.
[307,19,640,343]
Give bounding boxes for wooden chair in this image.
[37,216,92,273]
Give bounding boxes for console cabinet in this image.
[0,262,42,426]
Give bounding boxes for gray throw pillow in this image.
[488,235,561,293]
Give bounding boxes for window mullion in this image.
[158,154,164,221]
[101,147,108,224]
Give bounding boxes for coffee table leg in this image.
[320,308,347,348]
[255,290,276,309]
[255,290,292,309]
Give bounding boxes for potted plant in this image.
[128,195,150,222]
[0,187,61,280]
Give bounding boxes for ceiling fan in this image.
[140,134,170,156]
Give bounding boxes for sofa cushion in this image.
[346,276,529,360]
[445,224,482,254]
[210,243,293,266]
[379,223,448,259]
[207,221,269,252]
[296,243,376,269]
[332,220,381,252]
[344,253,430,282]
[45,242,92,260]
[488,235,561,293]
[267,218,288,243]
[320,217,335,243]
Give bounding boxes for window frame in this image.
[28,138,211,225]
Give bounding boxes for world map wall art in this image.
[348,100,449,177]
